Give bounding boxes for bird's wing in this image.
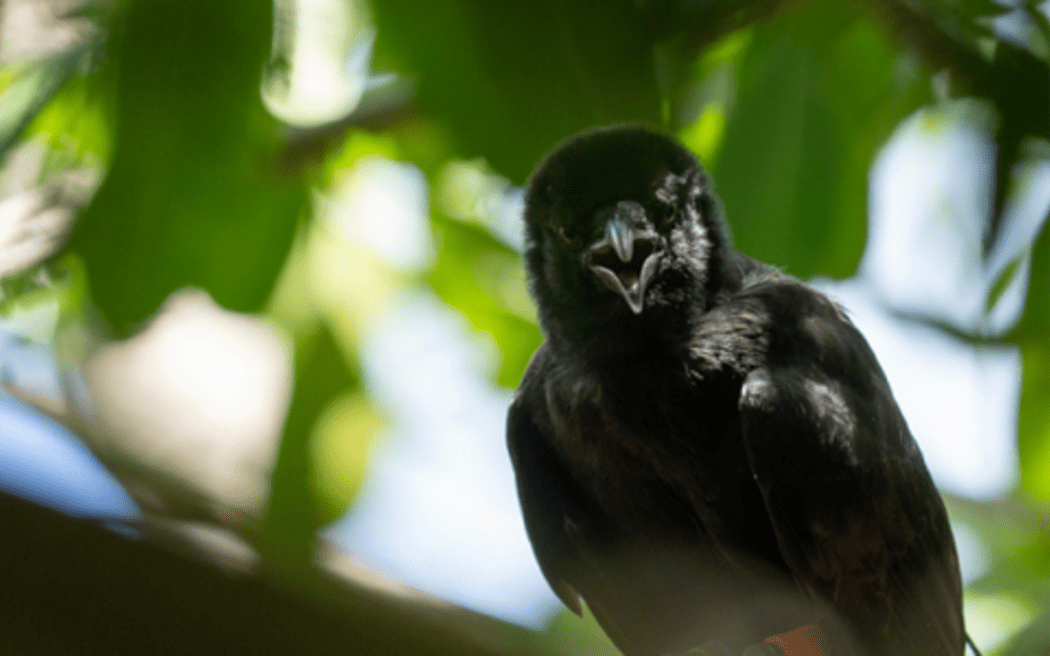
[506,392,585,615]
[736,312,965,655]
[507,374,646,654]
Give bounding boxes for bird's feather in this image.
[733,281,965,656]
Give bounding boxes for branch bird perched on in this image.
[507,126,972,656]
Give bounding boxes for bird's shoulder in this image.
[688,268,859,379]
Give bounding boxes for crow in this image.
[507,125,970,656]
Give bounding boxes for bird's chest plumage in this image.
[536,353,801,652]
[542,358,757,543]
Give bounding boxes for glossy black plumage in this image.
[507,126,967,656]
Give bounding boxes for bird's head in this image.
[523,125,731,349]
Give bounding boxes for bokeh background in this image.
[1,0,1049,654]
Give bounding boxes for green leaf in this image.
[427,216,542,388]
[1001,610,1050,656]
[910,0,1009,44]
[1012,212,1050,500]
[978,43,1050,248]
[372,0,662,182]
[713,34,845,278]
[25,71,112,164]
[709,1,929,279]
[945,494,1050,597]
[264,324,365,564]
[1017,340,1050,500]
[987,253,1027,315]
[309,392,383,525]
[0,45,92,157]
[71,0,307,336]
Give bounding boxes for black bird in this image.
[507,126,969,656]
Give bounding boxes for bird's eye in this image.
[548,219,576,244]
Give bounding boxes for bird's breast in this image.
[542,365,747,535]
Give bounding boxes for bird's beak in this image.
[585,203,662,314]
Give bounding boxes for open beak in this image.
[585,203,662,314]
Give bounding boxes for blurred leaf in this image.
[26,73,112,164]
[678,105,727,167]
[391,118,457,180]
[1001,610,1050,656]
[911,0,1008,42]
[372,0,662,182]
[946,494,1050,601]
[427,215,542,387]
[673,30,752,162]
[965,590,1040,655]
[70,0,307,336]
[713,26,843,277]
[819,17,931,263]
[0,48,91,156]
[0,255,84,320]
[0,148,95,284]
[265,323,364,564]
[712,1,929,279]
[978,42,1050,248]
[1017,340,1050,501]
[1013,213,1050,500]
[321,129,402,188]
[309,393,383,524]
[987,253,1027,315]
